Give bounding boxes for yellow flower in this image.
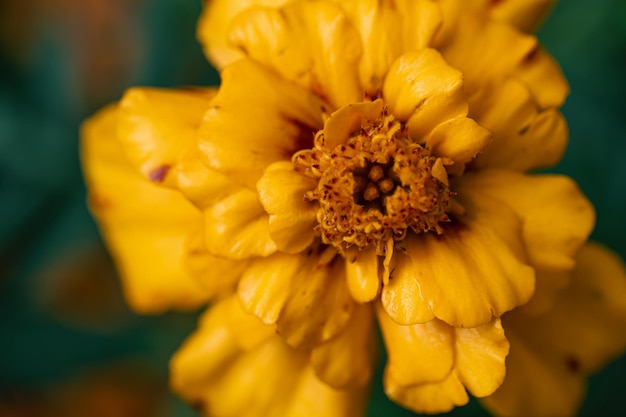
[81,0,626,416]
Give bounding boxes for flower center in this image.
[293,102,452,254]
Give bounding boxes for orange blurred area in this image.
[0,362,169,417]
[0,0,144,107]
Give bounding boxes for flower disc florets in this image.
[294,104,452,254]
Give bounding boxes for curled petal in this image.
[116,87,239,208]
[377,307,454,387]
[483,243,626,417]
[196,0,288,69]
[204,188,277,259]
[404,191,535,327]
[338,0,442,93]
[198,59,325,189]
[257,161,318,254]
[229,1,362,107]
[425,116,492,171]
[238,252,355,349]
[383,49,468,138]
[379,304,509,414]
[81,104,212,313]
[385,371,469,415]
[171,296,367,417]
[311,303,377,389]
[512,46,569,109]
[470,78,568,171]
[439,13,566,108]
[459,171,595,271]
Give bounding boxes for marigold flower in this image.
[81,0,626,416]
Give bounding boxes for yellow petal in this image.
[513,46,569,109]
[276,257,355,349]
[470,77,568,171]
[283,364,368,417]
[198,59,325,189]
[385,371,469,415]
[425,116,492,169]
[185,232,249,297]
[439,14,539,99]
[482,328,584,417]
[323,99,385,149]
[381,250,434,325]
[81,104,211,313]
[238,252,355,349]
[404,192,535,327]
[257,161,318,254]
[116,87,241,208]
[377,307,454,386]
[196,0,288,69]
[345,247,381,303]
[204,187,277,259]
[522,267,572,316]
[435,0,556,36]
[171,296,367,417]
[229,1,362,108]
[383,49,469,139]
[455,319,509,397]
[338,0,442,93]
[459,170,595,272]
[380,314,509,414]
[238,252,304,325]
[489,0,557,33]
[311,303,377,389]
[483,242,626,417]
[116,87,214,180]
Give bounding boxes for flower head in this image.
[82,0,626,416]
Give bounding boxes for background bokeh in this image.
[1,0,624,416]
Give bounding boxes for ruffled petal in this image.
[436,0,555,37]
[455,319,509,397]
[383,49,468,139]
[403,190,535,327]
[385,371,469,415]
[345,247,381,303]
[379,305,509,414]
[229,1,362,108]
[196,0,288,69]
[377,307,454,387]
[204,187,277,259]
[482,243,626,417]
[257,161,318,254]
[185,232,250,297]
[512,46,569,109]
[469,77,568,171]
[116,87,214,181]
[460,169,594,281]
[115,87,241,208]
[238,252,355,349]
[171,296,367,417]
[439,13,567,108]
[311,303,377,388]
[198,58,326,189]
[381,250,434,325]
[81,104,213,313]
[338,0,442,93]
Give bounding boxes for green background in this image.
[1,0,624,415]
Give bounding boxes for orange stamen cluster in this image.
[294,106,452,254]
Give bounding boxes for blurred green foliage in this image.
[0,0,624,416]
